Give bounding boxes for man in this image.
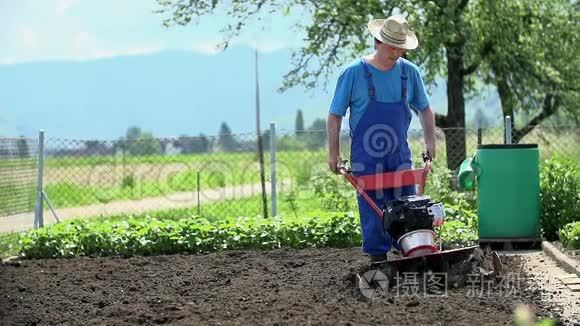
[327,15,436,266]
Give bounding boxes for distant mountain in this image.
[0,47,501,140]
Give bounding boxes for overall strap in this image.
[400,60,408,101]
[401,61,418,115]
[361,58,376,99]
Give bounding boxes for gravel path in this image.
[511,250,580,325]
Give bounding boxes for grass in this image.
[41,151,322,169]
[0,179,36,216]
[41,164,300,209]
[80,189,328,225]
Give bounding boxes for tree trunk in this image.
[441,46,467,171]
[494,73,515,143]
[512,94,559,144]
[493,65,560,144]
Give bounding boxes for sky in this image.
[0,0,306,64]
[0,0,333,139]
[0,1,502,139]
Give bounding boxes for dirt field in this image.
[0,248,569,325]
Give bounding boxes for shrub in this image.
[558,221,580,249]
[540,157,579,241]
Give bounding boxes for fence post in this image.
[477,127,482,145]
[505,116,512,144]
[270,122,277,217]
[34,130,45,228]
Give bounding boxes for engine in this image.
[383,195,445,257]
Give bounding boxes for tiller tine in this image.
[386,245,479,274]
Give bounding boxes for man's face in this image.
[377,42,406,63]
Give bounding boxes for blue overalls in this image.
[351,58,417,256]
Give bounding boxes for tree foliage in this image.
[295,109,304,135]
[471,0,580,141]
[218,122,238,151]
[118,126,163,156]
[178,134,211,153]
[16,136,29,158]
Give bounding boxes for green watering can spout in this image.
[458,157,476,190]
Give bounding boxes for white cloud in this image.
[252,39,288,53]
[124,46,162,56]
[46,31,161,61]
[192,39,227,55]
[191,38,289,56]
[16,25,40,50]
[55,0,76,16]
[83,46,162,60]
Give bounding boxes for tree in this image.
[157,0,578,170]
[473,0,579,143]
[126,126,141,142]
[16,136,29,158]
[261,129,271,151]
[295,109,304,136]
[305,118,327,150]
[217,122,238,152]
[118,126,162,156]
[178,134,211,153]
[470,108,493,129]
[85,140,103,155]
[133,132,162,155]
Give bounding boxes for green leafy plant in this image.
[121,174,136,189]
[437,203,479,245]
[540,157,579,241]
[423,161,477,212]
[17,212,363,259]
[283,190,299,218]
[310,170,356,212]
[559,221,580,249]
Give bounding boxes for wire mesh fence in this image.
[0,125,578,231]
[0,137,38,217]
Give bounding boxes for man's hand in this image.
[328,156,339,174]
[426,141,436,160]
[418,107,436,160]
[328,155,341,174]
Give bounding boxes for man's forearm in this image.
[419,107,436,155]
[327,113,342,158]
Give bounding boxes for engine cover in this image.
[383,195,445,242]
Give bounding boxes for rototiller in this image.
[338,153,478,273]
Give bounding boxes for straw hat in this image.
[367,15,418,50]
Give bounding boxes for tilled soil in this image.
[0,248,565,325]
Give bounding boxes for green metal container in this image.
[474,144,541,241]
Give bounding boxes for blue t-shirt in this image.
[329,58,430,132]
